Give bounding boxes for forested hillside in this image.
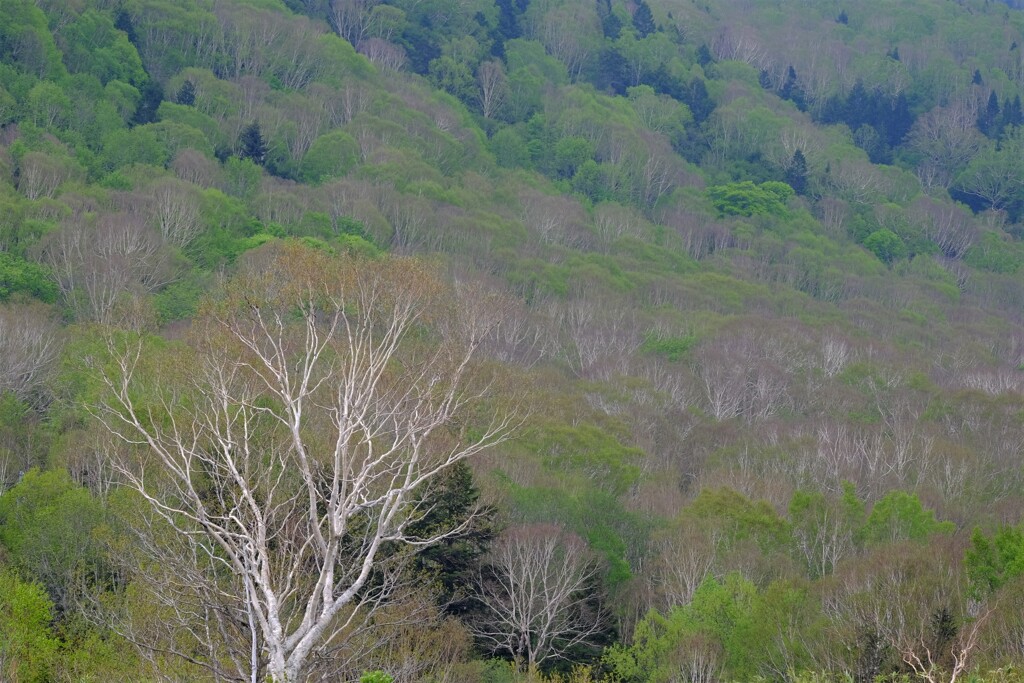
[0,0,1023,680]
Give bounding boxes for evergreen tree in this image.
[602,12,623,39]
[494,0,521,41]
[780,65,805,109]
[785,149,808,195]
[1003,94,1024,130]
[978,91,1000,137]
[632,0,656,38]
[132,80,163,125]
[886,92,914,146]
[972,68,984,85]
[686,76,714,123]
[593,47,628,95]
[844,80,869,130]
[407,461,495,616]
[696,43,714,66]
[176,80,196,106]
[114,9,139,45]
[836,9,848,24]
[238,121,268,166]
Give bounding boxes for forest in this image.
[0,0,1022,681]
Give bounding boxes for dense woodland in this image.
[0,0,1023,680]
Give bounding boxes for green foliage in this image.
[26,81,72,129]
[687,488,791,554]
[155,102,221,149]
[863,228,908,264]
[860,491,954,546]
[525,423,642,497]
[60,9,146,86]
[639,332,696,362]
[0,252,57,302]
[0,568,58,683]
[152,271,209,323]
[300,130,359,183]
[98,125,171,173]
[223,156,263,199]
[551,137,594,179]
[964,231,1023,274]
[0,469,109,612]
[429,55,476,102]
[504,480,643,586]
[490,127,531,168]
[360,671,395,683]
[604,573,760,682]
[706,180,794,216]
[966,525,1024,597]
[789,482,865,577]
[0,0,66,80]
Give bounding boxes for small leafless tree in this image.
[477,60,509,120]
[171,148,221,188]
[0,302,60,405]
[330,0,375,44]
[357,38,407,72]
[88,244,516,683]
[908,197,977,259]
[471,524,606,671]
[649,522,719,608]
[148,177,203,248]
[16,151,82,200]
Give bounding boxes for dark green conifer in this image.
[632,0,655,37]
[785,149,808,195]
[239,121,268,165]
[176,80,196,106]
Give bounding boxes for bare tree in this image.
[477,60,509,120]
[906,102,983,190]
[471,524,605,671]
[356,38,407,72]
[330,0,377,45]
[899,609,992,683]
[16,151,82,200]
[88,244,516,683]
[0,302,60,405]
[171,148,221,188]
[40,212,173,324]
[908,197,977,259]
[649,521,719,608]
[148,177,203,248]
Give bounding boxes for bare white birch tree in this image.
[471,523,605,671]
[87,243,516,682]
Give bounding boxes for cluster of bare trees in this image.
[39,210,174,325]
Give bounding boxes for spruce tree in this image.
[785,149,809,195]
[238,121,267,166]
[176,80,196,106]
[696,43,714,66]
[979,91,1000,137]
[632,0,655,37]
